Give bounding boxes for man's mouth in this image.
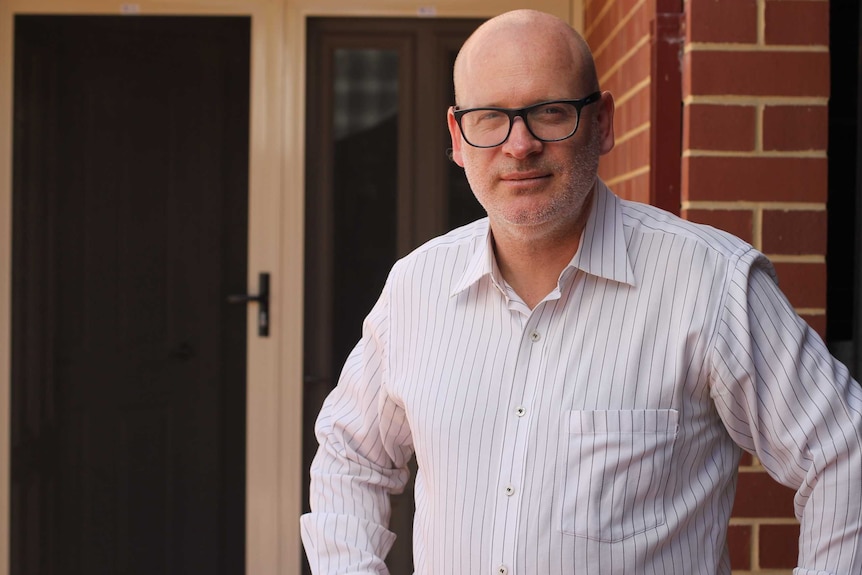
[500,171,550,182]
[500,171,548,180]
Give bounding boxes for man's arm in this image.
[301,286,413,574]
[710,248,862,574]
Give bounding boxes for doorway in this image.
[303,16,485,573]
[11,15,249,574]
[826,0,861,376]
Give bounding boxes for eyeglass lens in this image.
[459,102,580,147]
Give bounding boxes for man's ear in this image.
[447,107,466,167]
[596,91,615,156]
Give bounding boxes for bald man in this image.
[301,10,862,574]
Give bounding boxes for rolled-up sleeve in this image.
[300,283,414,574]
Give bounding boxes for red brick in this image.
[603,133,646,178]
[762,210,827,255]
[763,105,829,151]
[687,0,758,44]
[772,261,827,309]
[615,85,650,135]
[601,40,651,97]
[682,156,827,203]
[585,0,643,51]
[800,313,826,339]
[684,104,756,151]
[759,523,800,568]
[601,157,618,182]
[732,472,797,518]
[682,208,754,243]
[727,524,752,570]
[765,0,829,46]
[603,170,650,204]
[605,129,650,176]
[594,1,649,75]
[684,50,830,97]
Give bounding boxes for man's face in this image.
[447,32,613,242]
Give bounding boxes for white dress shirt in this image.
[300,180,862,575]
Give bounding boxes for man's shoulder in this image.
[420,217,489,249]
[400,218,488,262]
[388,217,488,280]
[618,197,754,260]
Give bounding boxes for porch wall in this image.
[586,0,831,573]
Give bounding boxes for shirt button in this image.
[497,566,508,575]
[515,406,526,417]
[530,330,541,342]
[504,485,515,496]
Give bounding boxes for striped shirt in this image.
[301,180,862,575]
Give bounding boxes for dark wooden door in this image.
[303,17,485,574]
[11,16,249,575]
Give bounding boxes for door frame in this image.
[0,1,299,573]
[285,2,576,573]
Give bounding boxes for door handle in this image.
[227,272,270,337]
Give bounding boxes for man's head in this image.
[447,10,614,243]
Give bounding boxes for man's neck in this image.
[494,235,578,309]
[489,184,596,309]
[493,219,591,309]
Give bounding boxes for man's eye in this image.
[537,105,567,116]
[476,110,505,122]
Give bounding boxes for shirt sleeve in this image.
[710,247,862,574]
[300,282,414,574]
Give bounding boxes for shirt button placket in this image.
[495,325,541,575]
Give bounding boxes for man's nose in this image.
[502,116,543,158]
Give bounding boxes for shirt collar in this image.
[450,179,636,297]
[571,179,637,286]
[450,225,499,296]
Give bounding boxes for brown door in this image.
[303,16,485,574]
[11,16,249,575]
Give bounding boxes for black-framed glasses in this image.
[453,91,602,148]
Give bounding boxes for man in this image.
[301,9,862,574]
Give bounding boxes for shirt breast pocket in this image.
[560,409,679,543]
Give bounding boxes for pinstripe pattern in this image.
[301,181,862,574]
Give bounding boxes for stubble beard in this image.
[467,122,602,243]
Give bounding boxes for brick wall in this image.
[586,0,831,573]
[586,0,652,203]
[681,1,829,571]
[681,0,830,336]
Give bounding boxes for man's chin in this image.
[491,212,563,238]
